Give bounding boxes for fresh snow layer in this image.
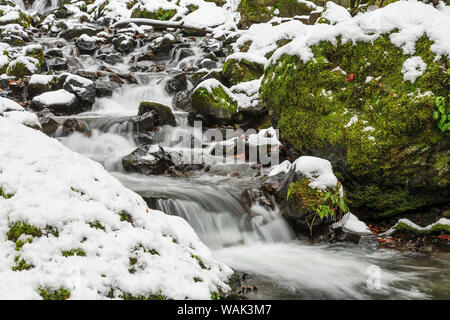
[0,118,232,300]
[293,156,338,190]
[332,213,372,235]
[268,160,292,177]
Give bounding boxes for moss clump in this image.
[121,293,167,300]
[0,186,13,199]
[62,249,86,257]
[38,287,71,300]
[190,83,238,126]
[23,46,45,66]
[237,0,315,29]
[222,58,264,86]
[261,34,449,218]
[131,7,176,20]
[394,221,450,236]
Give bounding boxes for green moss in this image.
[191,254,207,269]
[6,60,36,78]
[211,291,219,300]
[62,248,86,257]
[38,287,71,300]
[222,58,264,85]
[0,186,13,199]
[394,221,450,235]
[261,34,449,218]
[15,237,33,251]
[237,0,315,28]
[131,7,176,20]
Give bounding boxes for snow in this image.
[394,218,450,231]
[401,56,427,83]
[0,117,232,299]
[332,213,372,235]
[247,127,281,147]
[32,89,76,106]
[231,78,261,109]
[226,52,267,65]
[293,156,338,190]
[268,160,292,177]
[183,7,231,28]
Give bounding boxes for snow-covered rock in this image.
[0,117,233,299]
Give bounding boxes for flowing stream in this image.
[49,32,450,300]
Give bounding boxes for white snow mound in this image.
[0,118,232,300]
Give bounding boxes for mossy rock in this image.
[138,101,176,126]
[131,7,177,20]
[189,80,238,126]
[0,10,33,28]
[237,0,316,29]
[261,34,450,219]
[23,46,45,66]
[205,0,225,6]
[222,58,264,86]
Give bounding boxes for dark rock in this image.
[138,101,176,127]
[177,47,195,60]
[172,89,192,111]
[105,53,123,65]
[122,145,174,175]
[165,73,187,94]
[62,118,84,136]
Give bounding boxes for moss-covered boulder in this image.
[0,10,33,28]
[138,101,176,126]
[237,0,317,29]
[261,34,449,219]
[222,56,265,86]
[277,156,348,234]
[189,79,238,126]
